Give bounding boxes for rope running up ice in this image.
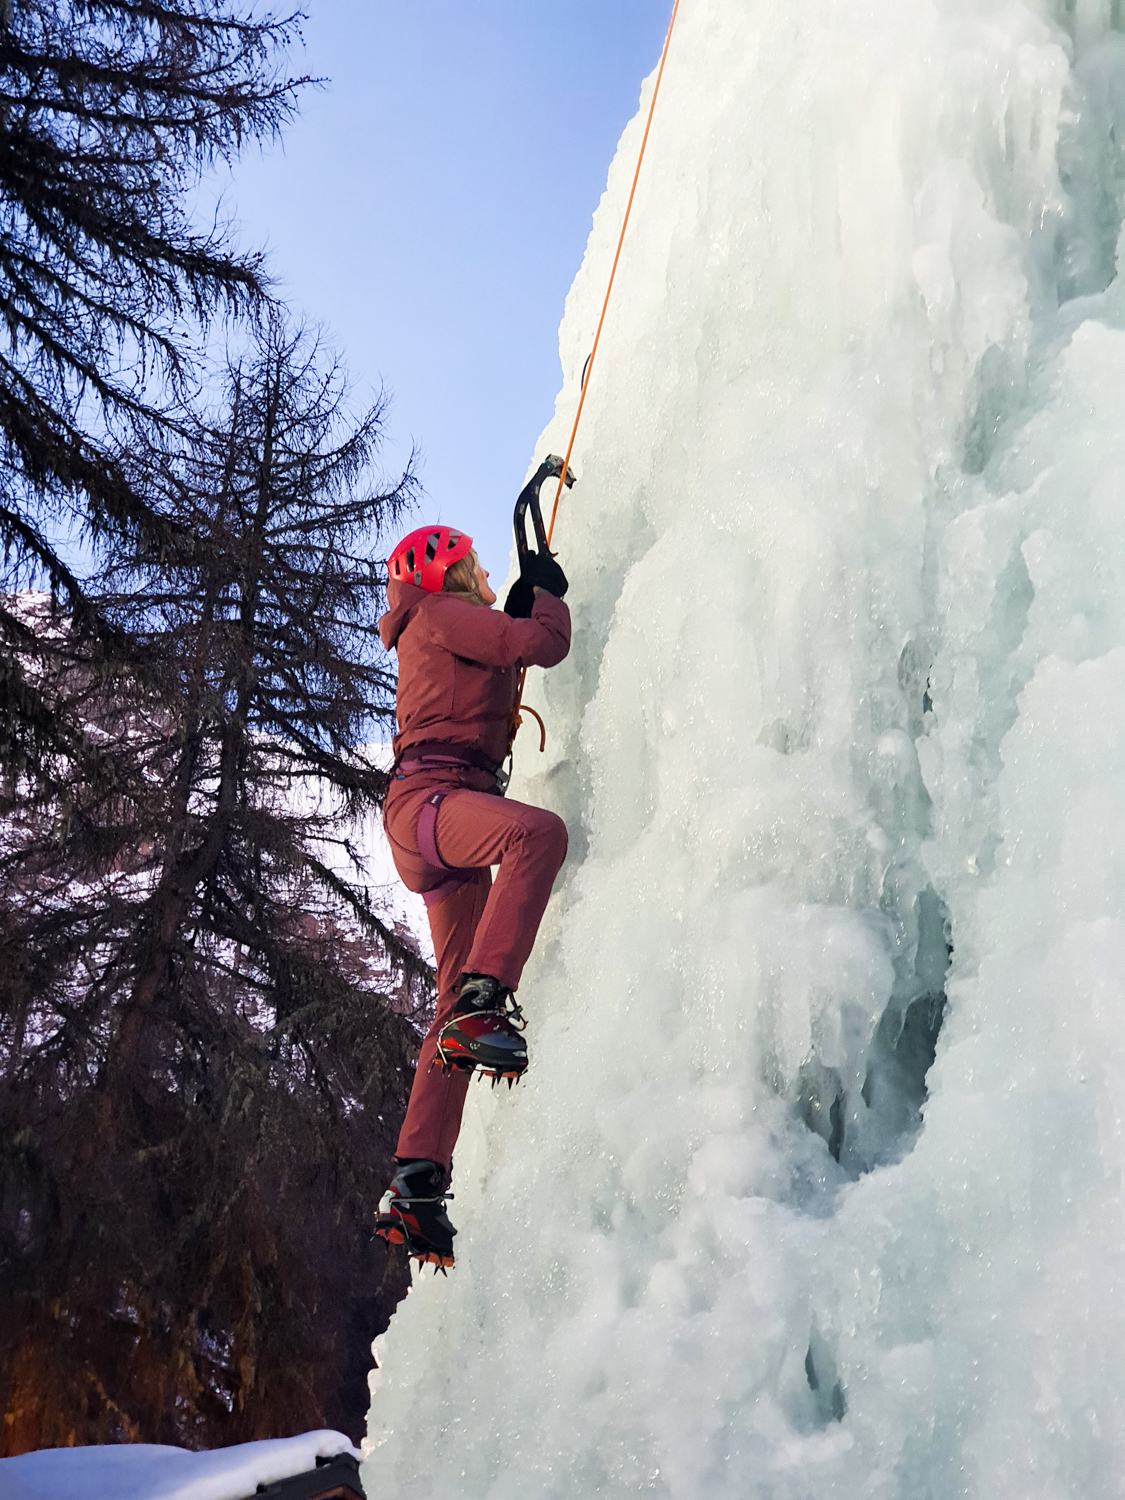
[511,0,684,751]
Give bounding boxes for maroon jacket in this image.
[379,581,571,769]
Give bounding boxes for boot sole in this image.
[435,1035,528,1086]
[436,1051,528,1087]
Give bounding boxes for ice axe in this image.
[503,455,576,760]
[504,454,575,622]
[514,453,575,569]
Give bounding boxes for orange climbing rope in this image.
[544,0,684,546]
[513,0,684,750]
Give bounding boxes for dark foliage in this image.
[0,320,431,1452]
[0,0,308,779]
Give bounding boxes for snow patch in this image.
[0,1432,358,1500]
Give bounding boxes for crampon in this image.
[375,1159,456,1274]
[436,973,528,1087]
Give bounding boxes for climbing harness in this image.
[415,790,473,908]
[511,0,684,747]
[395,741,503,782]
[393,742,507,906]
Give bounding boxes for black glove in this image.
[504,574,536,619]
[521,549,569,599]
[504,550,569,617]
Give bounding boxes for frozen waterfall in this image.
[366,1,1125,1494]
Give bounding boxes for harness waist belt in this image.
[393,742,506,906]
[394,740,500,777]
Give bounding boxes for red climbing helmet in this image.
[388,525,473,593]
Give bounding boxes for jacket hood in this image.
[379,578,430,650]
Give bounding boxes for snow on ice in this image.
[364,0,1125,1495]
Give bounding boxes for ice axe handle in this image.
[513,456,576,564]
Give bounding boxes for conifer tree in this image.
[0,0,307,779]
[0,318,429,1451]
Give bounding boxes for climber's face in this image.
[472,553,497,607]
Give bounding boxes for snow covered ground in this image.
[363,0,1125,1495]
[0,1431,358,1500]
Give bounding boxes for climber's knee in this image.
[534,808,568,870]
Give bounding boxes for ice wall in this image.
[365,2,1125,1494]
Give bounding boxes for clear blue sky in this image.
[207,2,671,573]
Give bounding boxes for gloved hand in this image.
[504,574,536,619]
[504,550,569,617]
[521,549,568,599]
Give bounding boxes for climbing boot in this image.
[436,973,528,1086]
[375,1159,456,1272]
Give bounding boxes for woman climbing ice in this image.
[374,506,571,1270]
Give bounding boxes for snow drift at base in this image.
[0,1431,358,1500]
[366,1,1125,1494]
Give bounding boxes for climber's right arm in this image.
[426,591,571,671]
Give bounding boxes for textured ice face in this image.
[366,1,1125,1495]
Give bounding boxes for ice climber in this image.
[374,521,570,1269]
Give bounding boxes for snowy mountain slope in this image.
[365,2,1125,1495]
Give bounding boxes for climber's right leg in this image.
[379,789,567,1267]
[425,790,567,1085]
[429,790,569,990]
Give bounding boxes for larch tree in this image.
[0,0,308,781]
[0,318,431,1451]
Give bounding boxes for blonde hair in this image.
[442,550,486,605]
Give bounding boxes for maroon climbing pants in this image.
[384,775,568,1168]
